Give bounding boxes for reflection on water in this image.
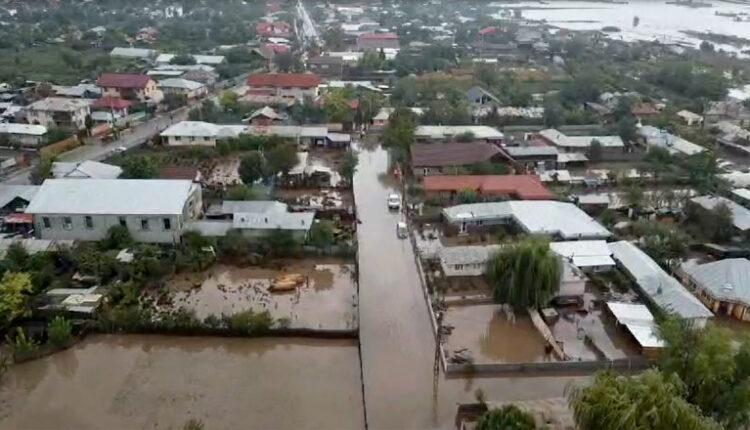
[0,335,365,430]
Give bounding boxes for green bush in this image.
[102,225,133,250]
[5,327,39,358]
[47,316,73,347]
[226,309,273,335]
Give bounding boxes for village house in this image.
[51,83,101,99]
[689,195,750,237]
[109,47,156,59]
[97,73,163,104]
[503,145,559,171]
[158,78,208,99]
[0,123,48,147]
[438,244,502,277]
[25,179,203,244]
[676,110,703,127]
[25,97,90,131]
[414,125,504,143]
[422,175,553,201]
[609,240,713,328]
[411,142,504,177]
[155,54,226,66]
[160,121,246,147]
[372,107,424,128]
[51,160,122,179]
[0,185,39,216]
[245,106,284,125]
[307,55,347,79]
[680,258,750,322]
[90,97,133,119]
[442,200,611,240]
[637,125,706,157]
[357,32,400,51]
[536,129,624,155]
[246,73,321,104]
[256,21,293,39]
[630,102,660,121]
[549,240,615,273]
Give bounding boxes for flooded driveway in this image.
[0,335,364,430]
[354,144,591,429]
[163,260,358,330]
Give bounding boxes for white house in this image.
[26,179,203,244]
[439,244,502,277]
[158,78,208,99]
[537,129,624,154]
[25,98,91,131]
[160,121,246,147]
[0,123,48,147]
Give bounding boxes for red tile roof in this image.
[479,27,500,36]
[423,175,553,200]
[92,96,133,110]
[263,43,291,54]
[411,142,502,168]
[359,32,399,40]
[631,103,660,116]
[97,73,152,89]
[247,73,321,88]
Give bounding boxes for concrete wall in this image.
[34,213,183,243]
[446,356,650,376]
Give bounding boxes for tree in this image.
[324,91,355,124]
[338,150,358,185]
[474,64,499,88]
[617,115,637,144]
[103,225,133,250]
[624,183,645,211]
[486,239,561,311]
[543,101,564,128]
[475,405,537,430]
[568,370,721,430]
[587,139,603,162]
[457,189,481,204]
[239,151,266,184]
[47,316,73,347]
[30,156,55,185]
[659,318,750,430]
[685,151,721,193]
[219,90,239,112]
[274,51,302,72]
[171,53,196,65]
[644,146,673,178]
[265,143,298,176]
[307,220,335,248]
[121,155,159,179]
[633,220,689,269]
[0,272,33,329]
[382,108,416,163]
[84,114,94,137]
[323,26,346,51]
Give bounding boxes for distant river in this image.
[493,0,750,53]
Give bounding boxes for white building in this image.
[550,240,615,273]
[0,123,48,147]
[638,125,706,157]
[26,179,203,244]
[158,78,208,99]
[537,129,624,153]
[26,98,91,130]
[415,125,504,143]
[160,121,246,147]
[439,244,502,277]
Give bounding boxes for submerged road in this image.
[354,143,589,429]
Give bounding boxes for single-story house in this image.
[160,121,246,147]
[52,160,122,179]
[676,110,703,126]
[415,125,504,143]
[245,125,333,147]
[245,106,284,125]
[690,195,750,234]
[439,244,502,277]
[411,142,504,177]
[608,240,713,328]
[155,54,225,65]
[109,47,156,59]
[25,179,203,243]
[680,258,750,322]
[443,201,611,240]
[423,175,553,201]
[550,240,615,273]
[503,145,559,170]
[0,123,48,146]
[372,107,424,128]
[637,125,705,157]
[536,129,624,154]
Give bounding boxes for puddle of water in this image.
[0,335,365,430]
[163,261,358,330]
[443,304,556,364]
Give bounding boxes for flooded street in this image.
[0,335,364,430]
[354,144,590,429]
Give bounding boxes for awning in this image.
[4,213,32,224]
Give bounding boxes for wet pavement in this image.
[354,144,591,429]
[0,335,365,430]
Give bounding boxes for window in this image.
[163,218,172,230]
[63,217,72,230]
[454,264,464,270]
[175,136,181,141]
[84,216,94,229]
[141,218,150,230]
[42,217,51,229]
[119,217,127,227]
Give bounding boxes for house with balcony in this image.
[246,73,321,104]
[96,73,163,104]
[25,97,91,131]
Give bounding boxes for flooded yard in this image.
[0,335,365,430]
[161,260,358,330]
[443,304,556,365]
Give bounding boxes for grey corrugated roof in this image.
[233,211,315,231]
[439,244,502,266]
[609,241,713,320]
[0,185,39,208]
[691,195,750,231]
[683,258,750,305]
[26,179,196,216]
[221,200,287,215]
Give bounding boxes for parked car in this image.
[396,221,408,239]
[387,193,401,210]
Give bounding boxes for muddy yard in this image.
[159,259,358,331]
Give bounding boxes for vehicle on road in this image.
[114,146,127,153]
[396,221,408,239]
[387,193,401,210]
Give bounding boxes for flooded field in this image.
[550,307,639,361]
[443,305,556,365]
[163,260,358,330]
[0,335,365,430]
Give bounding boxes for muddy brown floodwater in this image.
[0,335,365,430]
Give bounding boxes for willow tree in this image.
[568,370,721,430]
[486,239,560,310]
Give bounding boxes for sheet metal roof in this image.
[443,201,611,240]
[160,121,246,138]
[638,125,706,156]
[26,179,196,216]
[52,161,122,179]
[609,241,713,320]
[439,244,502,266]
[550,240,615,268]
[691,195,750,231]
[606,302,664,349]
[27,97,90,112]
[158,78,205,90]
[538,129,623,148]
[415,125,503,140]
[233,211,315,231]
[682,258,750,305]
[0,185,39,208]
